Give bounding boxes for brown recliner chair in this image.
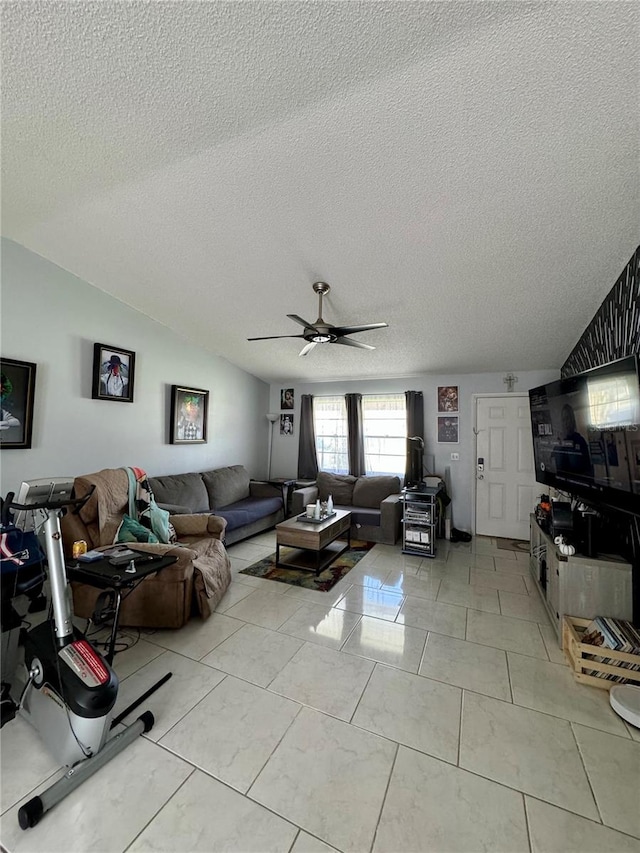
[61,468,231,629]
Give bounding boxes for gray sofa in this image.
[291,471,402,545]
[149,465,284,546]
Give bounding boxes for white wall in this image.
[0,239,269,496]
[268,371,560,532]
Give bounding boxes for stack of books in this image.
[581,617,640,683]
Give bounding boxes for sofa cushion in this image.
[149,473,210,514]
[349,507,382,528]
[202,465,250,510]
[215,496,282,531]
[316,472,357,505]
[352,475,401,508]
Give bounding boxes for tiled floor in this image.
[2,533,639,852]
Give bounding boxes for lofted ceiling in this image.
[2,1,638,383]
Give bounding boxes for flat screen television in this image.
[528,355,640,517]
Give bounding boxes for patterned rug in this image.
[239,540,376,592]
[496,538,529,553]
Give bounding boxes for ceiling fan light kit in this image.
[248,281,388,357]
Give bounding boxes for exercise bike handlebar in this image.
[7,486,95,515]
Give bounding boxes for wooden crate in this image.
[562,615,640,690]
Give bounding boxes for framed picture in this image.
[437,385,459,413]
[92,343,135,402]
[170,385,208,444]
[437,415,459,444]
[281,388,294,410]
[280,414,294,436]
[0,357,37,449]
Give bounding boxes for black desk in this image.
[67,551,177,664]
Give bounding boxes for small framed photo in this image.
[437,385,459,413]
[170,385,209,444]
[281,388,294,409]
[437,416,459,444]
[280,414,294,436]
[0,357,37,449]
[92,343,135,402]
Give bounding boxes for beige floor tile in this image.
[420,633,511,701]
[437,578,500,613]
[146,612,245,660]
[1,737,191,853]
[398,595,467,639]
[572,724,640,837]
[290,832,340,853]
[109,635,166,678]
[460,692,598,820]
[381,567,441,599]
[507,653,628,736]
[159,675,300,793]
[0,716,60,816]
[215,581,256,612]
[222,589,305,629]
[466,609,548,658]
[341,615,427,672]
[352,664,461,763]
[278,602,362,650]
[494,556,529,573]
[419,562,471,584]
[268,642,374,720]
[201,622,304,686]
[471,567,528,593]
[129,770,297,852]
[499,589,552,624]
[525,796,640,853]
[114,649,226,741]
[335,585,404,621]
[282,582,352,607]
[250,707,396,853]
[374,746,529,853]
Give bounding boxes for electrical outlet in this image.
[451,452,460,461]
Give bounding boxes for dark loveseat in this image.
[149,465,284,546]
[291,472,402,544]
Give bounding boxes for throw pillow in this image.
[352,475,401,508]
[115,514,160,544]
[316,472,357,505]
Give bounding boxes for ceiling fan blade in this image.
[287,314,318,330]
[247,334,305,341]
[331,322,388,336]
[299,342,318,357]
[335,337,376,351]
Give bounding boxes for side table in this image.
[66,550,177,663]
[267,478,297,517]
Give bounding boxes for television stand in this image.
[528,514,633,644]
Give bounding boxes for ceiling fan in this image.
[247,281,388,357]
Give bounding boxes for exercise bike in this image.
[1,484,171,830]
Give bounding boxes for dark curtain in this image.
[405,390,424,484]
[297,394,318,479]
[345,393,365,476]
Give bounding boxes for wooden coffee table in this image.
[275,509,351,575]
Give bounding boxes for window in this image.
[362,394,406,476]
[314,396,348,474]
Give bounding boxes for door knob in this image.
[477,474,484,480]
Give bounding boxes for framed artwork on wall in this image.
[281,388,294,409]
[92,343,135,402]
[437,416,459,444]
[0,357,37,449]
[280,414,294,435]
[170,386,209,444]
[437,385,459,413]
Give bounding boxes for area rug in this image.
[496,538,529,553]
[239,540,376,592]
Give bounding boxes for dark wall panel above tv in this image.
[562,245,639,379]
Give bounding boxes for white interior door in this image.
[475,395,537,540]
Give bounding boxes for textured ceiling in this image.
[2,1,639,383]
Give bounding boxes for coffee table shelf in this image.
[275,509,351,575]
